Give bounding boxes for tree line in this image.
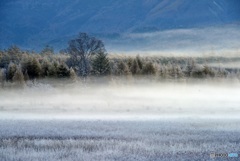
[0,33,240,88]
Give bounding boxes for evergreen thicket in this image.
[0,44,240,88]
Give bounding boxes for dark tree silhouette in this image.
[66,33,106,77]
[26,58,41,79]
[57,63,70,78]
[92,52,110,76]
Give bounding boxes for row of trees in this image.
[0,33,240,88]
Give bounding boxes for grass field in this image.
[0,119,240,161]
[1,81,240,160]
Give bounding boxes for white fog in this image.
[1,80,240,120]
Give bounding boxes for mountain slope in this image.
[0,0,239,50]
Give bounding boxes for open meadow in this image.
[1,80,240,160]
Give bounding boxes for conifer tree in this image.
[40,45,54,56]
[185,59,196,77]
[136,55,143,70]
[142,62,156,75]
[24,70,30,81]
[202,65,216,77]
[0,69,2,86]
[7,45,22,63]
[160,65,170,79]
[47,61,58,78]
[127,58,133,69]
[7,62,17,82]
[69,67,77,82]
[13,66,25,88]
[117,61,131,76]
[175,65,184,78]
[166,62,175,78]
[41,59,51,77]
[57,63,70,78]
[131,59,140,75]
[92,52,110,76]
[26,57,41,79]
[0,69,5,88]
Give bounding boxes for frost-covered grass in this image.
[0,119,240,161]
[1,82,240,160]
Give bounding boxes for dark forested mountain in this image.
[1,0,240,51]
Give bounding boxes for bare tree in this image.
[66,33,106,77]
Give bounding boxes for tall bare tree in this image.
[66,33,106,77]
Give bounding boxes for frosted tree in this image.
[160,65,170,79]
[127,58,133,69]
[0,69,2,87]
[69,67,77,82]
[25,57,42,79]
[7,45,22,63]
[24,70,29,81]
[47,61,59,77]
[142,62,156,75]
[7,62,17,82]
[166,62,175,78]
[117,61,131,76]
[40,45,54,56]
[215,67,227,78]
[130,59,140,75]
[66,33,105,77]
[57,63,70,78]
[175,65,184,78]
[159,65,164,78]
[0,68,6,88]
[109,60,118,75]
[20,53,30,72]
[136,55,143,70]
[184,59,196,77]
[40,58,52,77]
[236,69,240,80]
[13,66,25,88]
[202,65,216,78]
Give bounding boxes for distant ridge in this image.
[0,0,240,50]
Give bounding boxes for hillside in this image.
[0,0,240,51]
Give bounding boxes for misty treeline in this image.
[0,33,240,88]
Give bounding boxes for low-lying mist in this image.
[1,78,240,120]
[106,25,240,56]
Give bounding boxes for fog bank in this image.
[1,80,240,120]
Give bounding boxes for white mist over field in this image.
[1,80,240,160]
[1,80,240,120]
